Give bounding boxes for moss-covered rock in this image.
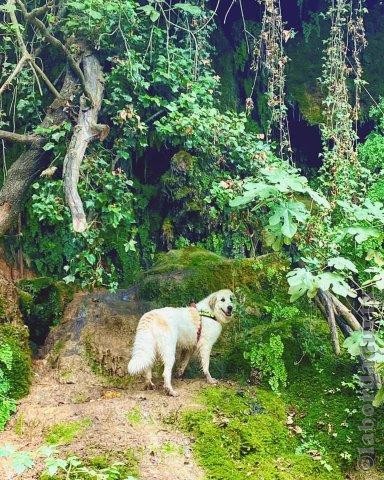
[138,247,289,306]
[137,247,331,379]
[18,277,75,345]
[0,322,31,399]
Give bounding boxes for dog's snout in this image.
[228,305,233,313]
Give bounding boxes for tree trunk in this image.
[0,69,78,236]
[62,51,108,232]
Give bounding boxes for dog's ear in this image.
[209,294,217,311]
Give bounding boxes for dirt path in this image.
[0,359,206,479]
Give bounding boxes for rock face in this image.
[44,287,154,385]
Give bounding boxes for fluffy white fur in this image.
[127,289,234,396]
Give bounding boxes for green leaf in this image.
[306,188,330,208]
[43,142,55,151]
[287,268,316,302]
[51,131,65,142]
[373,386,384,407]
[12,451,34,475]
[229,191,256,208]
[343,331,364,357]
[316,271,356,298]
[88,9,103,20]
[150,10,160,22]
[63,274,76,284]
[174,3,202,15]
[347,226,381,243]
[327,256,358,273]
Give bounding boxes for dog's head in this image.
[208,289,235,324]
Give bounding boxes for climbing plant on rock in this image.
[319,0,367,201]
[252,0,294,162]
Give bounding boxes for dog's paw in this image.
[145,382,156,390]
[207,376,219,385]
[166,388,179,397]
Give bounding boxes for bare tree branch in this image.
[317,290,341,355]
[0,130,42,144]
[63,51,108,232]
[16,0,94,104]
[0,54,29,95]
[330,293,362,331]
[1,0,61,99]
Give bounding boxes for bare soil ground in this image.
[0,358,206,479]
[0,290,207,479]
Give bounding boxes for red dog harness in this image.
[189,303,217,343]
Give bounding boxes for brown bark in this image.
[0,69,79,235]
[317,290,341,355]
[329,293,362,331]
[0,130,42,144]
[62,51,107,232]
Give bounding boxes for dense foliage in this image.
[0,0,384,477]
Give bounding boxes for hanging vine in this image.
[319,0,367,201]
[251,0,294,162]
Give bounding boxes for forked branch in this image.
[62,51,108,232]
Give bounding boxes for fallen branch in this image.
[63,51,108,232]
[317,290,341,355]
[329,293,362,331]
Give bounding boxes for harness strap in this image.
[189,304,217,343]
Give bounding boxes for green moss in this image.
[126,406,142,425]
[285,355,384,472]
[181,386,341,479]
[18,277,75,345]
[0,323,31,398]
[45,418,92,445]
[138,247,288,306]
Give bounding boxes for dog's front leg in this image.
[199,344,218,385]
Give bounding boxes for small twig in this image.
[29,57,61,98]
[0,54,29,95]
[144,109,166,124]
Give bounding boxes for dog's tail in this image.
[128,318,156,375]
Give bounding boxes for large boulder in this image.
[44,247,327,384]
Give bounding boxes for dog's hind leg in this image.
[144,368,155,390]
[161,349,178,396]
[175,349,192,378]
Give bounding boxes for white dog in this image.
[128,289,234,396]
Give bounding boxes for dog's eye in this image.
[221,298,225,302]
